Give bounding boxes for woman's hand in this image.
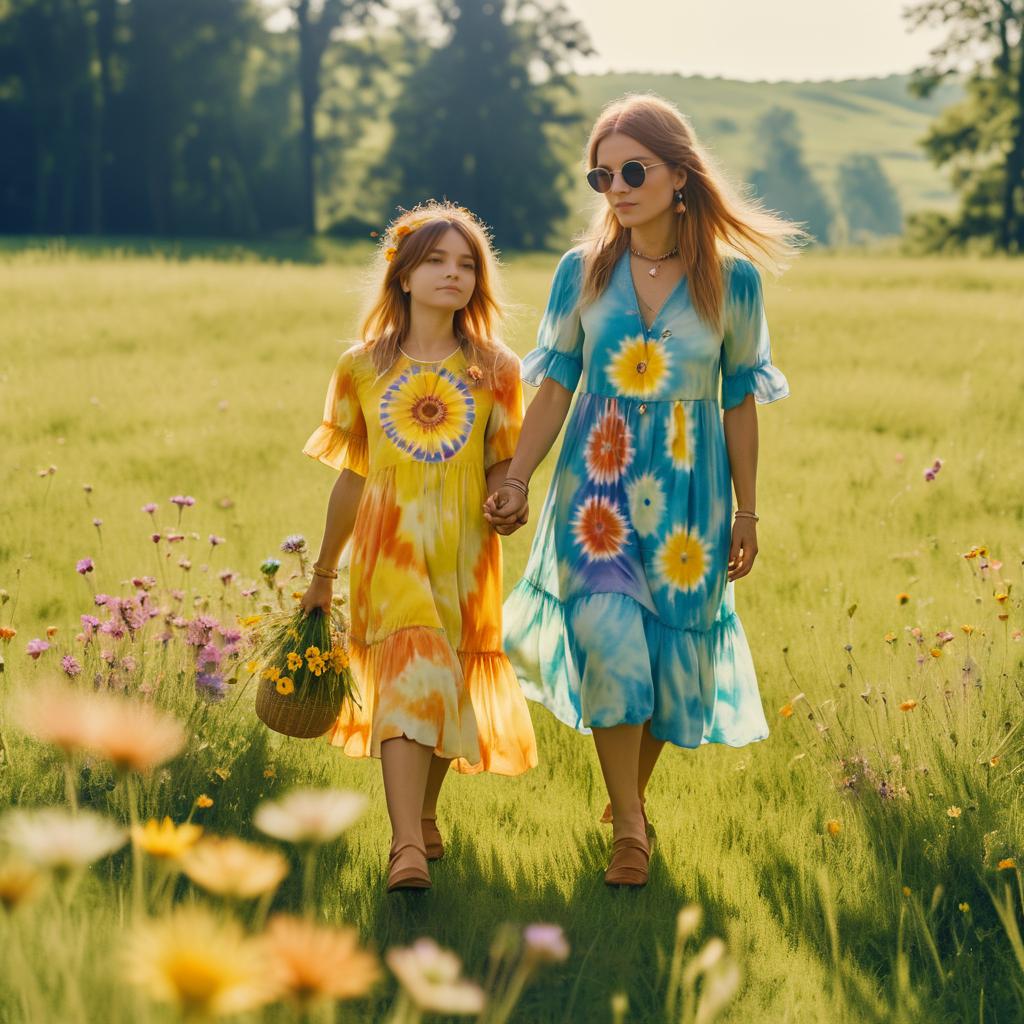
[483,486,529,536]
[300,575,334,614]
[727,518,758,581]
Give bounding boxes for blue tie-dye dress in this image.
[503,246,789,748]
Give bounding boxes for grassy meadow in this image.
[0,244,1022,1023]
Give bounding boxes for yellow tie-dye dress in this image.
[302,343,538,776]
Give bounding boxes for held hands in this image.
[727,516,758,582]
[483,484,529,536]
[300,574,333,614]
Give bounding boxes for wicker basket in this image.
[254,673,345,739]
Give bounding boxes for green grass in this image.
[0,244,1022,1023]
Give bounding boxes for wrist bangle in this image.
[734,510,759,522]
[312,563,338,579]
[503,477,529,496]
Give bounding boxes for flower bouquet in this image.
[253,604,358,739]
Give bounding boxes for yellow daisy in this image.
[132,818,203,860]
[276,677,295,696]
[606,336,671,399]
[380,364,475,462]
[286,652,303,671]
[262,666,281,683]
[656,526,709,594]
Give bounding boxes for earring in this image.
[674,189,686,214]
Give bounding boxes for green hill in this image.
[565,72,961,225]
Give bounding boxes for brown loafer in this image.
[387,842,431,892]
[421,817,444,861]
[600,802,656,850]
[604,834,650,888]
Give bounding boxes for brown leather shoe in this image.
[421,817,444,861]
[600,802,656,850]
[387,842,431,892]
[604,834,650,888]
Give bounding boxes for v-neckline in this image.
[623,250,687,335]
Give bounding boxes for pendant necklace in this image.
[630,245,679,277]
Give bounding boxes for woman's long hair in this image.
[579,93,806,331]
[360,200,509,380]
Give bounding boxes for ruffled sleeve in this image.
[484,350,525,471]
[302,346,370,476]
[720,258,790,411]
[521,248,586,393]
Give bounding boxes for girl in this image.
[301,201,537,892]
[485,94,803,887]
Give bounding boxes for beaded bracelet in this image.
[312,563,339,579]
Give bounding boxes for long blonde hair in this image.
[579,93,806,331]
[360,200,508,379]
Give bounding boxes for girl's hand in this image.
[300,575,334,614]
[483,486,529,536]
[727,518,758,581]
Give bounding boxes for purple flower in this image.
[80,614,101,633]
[119,655,137,673]
[26,638,50,660]
[158,630,174,645]
[171,589,185,602]
[195,671,228,702]
[170,495,196,509]
[92,517,103,528]
[924,458,944,482]
[94,593,110,606]
[61,654,82,677]
[142,502,158,515]
[99,649,115,664]
[241,585,257,597]
[151,532,162,544]
[99,621,126,640]
[166,533,184,544]
[198,643,222,668]
[76,557,95,575]
[280,535,306,554]
[218,570,236,586]
[209,535,224,547]
[178,558,192,571]
[217,626,242,644]
[523,924,570,963]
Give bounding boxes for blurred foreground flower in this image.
[0,859,46,911]
[264,915,380,1008]
[386,938,485,1015]
[125,907,278,1018]
[254,789,367,845]
[133,818,203,860]
[182,837,289,899]
[0,808,126,870]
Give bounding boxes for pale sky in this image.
[560,0,948,82]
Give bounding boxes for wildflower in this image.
[76,557,94,575]
[133,818,204,860]
[930,647,942,658]
[254,789,368,845]
[92,517,102,528]
[151,532,162,544]
[262,666,281,683]
[998,859,1016,871]
[883,632,897,644]
[166,532,184,543]
[385,246,398,262]
[259,559,281,578]
[899,699,918,712]
[218,570,236,586]
[923,457,943,482]
[990,755,1001,767]
[946,806,962,819]
[263,767,277,779]
[935,630,954,643]
[169,495,196,509]
[523,923,570,964]
[0,808,126,870]
[385,938,485,1015]
[305,646,320,660]
[958,902,970,913]
[0,627,16,642]
[61,654,82,678]
[45,625,58,638]
[287,652,303,671]
[142,502,158,515]
[902,886,911,896]
[328,647,349,671]
[87,696,187,773]
[826,820,841,836]
[25,638,50,660]
[239,615,262,628]
[263,915,381,1007]
[995,593,1009,604]
[209,535,224,547]
[676,905,703,941]
[778,703,794,719]
[196,795,214,809]
[280,535,306,554]
[961,624,975,635]
[275,677,295,696]
[181,837,288,899]
[897,593,910,605]
[124,906,278,1017]
[196,672,228,703]
[0,859,45,911]
[306,655,326,678]
[466,364,483,385]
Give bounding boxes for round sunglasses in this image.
[586,160,670,194]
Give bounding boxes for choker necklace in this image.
[630,246,679,277]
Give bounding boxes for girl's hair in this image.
[579,93,806,330]
[360,200,508,379]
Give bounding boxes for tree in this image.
[748,107,834,244]
[836,154,902,239]
[905,0,1024,251]
[378,0,592,249]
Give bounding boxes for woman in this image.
[484,94,803,887]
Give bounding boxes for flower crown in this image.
[381,206,475,263]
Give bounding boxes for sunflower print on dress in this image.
[379,364,476,462]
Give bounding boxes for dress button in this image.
[638,403,647,415]
[661,329,672,340]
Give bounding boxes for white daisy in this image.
[626,473,666,538]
